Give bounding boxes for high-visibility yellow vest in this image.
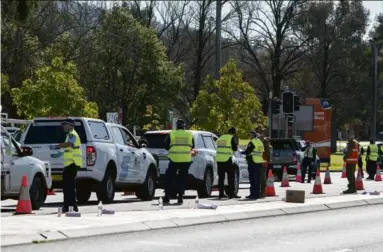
[250,138,264,163]
[368,144,378,161]
[304,147,314,158]
[168,130,193,163]
[63,129,83,167]
[216,134,233,162]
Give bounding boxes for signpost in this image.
[106,112,119,124]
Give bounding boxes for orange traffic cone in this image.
[341,163,347,178]
[280,166,290,187]
[47,188,56,195]
[15,175,32,214]
[375,164,382,182]
[265,169,276,197]
[324,166,332,184]
[355,168,364,190]
[296,163,302,182]
[312,168,323,194]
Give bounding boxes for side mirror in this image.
[21,146,33,156]
[138,139,148,148]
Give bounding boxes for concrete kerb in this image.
[1,198,382,247]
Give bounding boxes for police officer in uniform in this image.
[51,118,83,213]
[163,119,194,204]
[256,127,269,198]
[216,127,239,199]
[343,134,359,194]
[366,139,378,180]
[242,130,264,200]
[301,140,317,183]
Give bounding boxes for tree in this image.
[11,57,98,119]
[191,60,267,138]
[142,105,163,131]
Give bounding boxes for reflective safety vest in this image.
[216,134,233,162]
[345,140,359,164]
[250,138,265,163]
[63,129,83,167]
[368,144,378,162]
[304,147,314,158]
[168,130,193,163]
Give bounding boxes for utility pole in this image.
[268,92,273,138]
[215,0,222,80]
[369,40,378,140]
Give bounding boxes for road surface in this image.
[3,204,383,252]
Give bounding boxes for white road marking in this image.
[136,240,186,247]
[331,249,352,252]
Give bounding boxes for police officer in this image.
[301,140,317,183]
[256,127,269,199]
[216,127,239,199]
[51,118,83,213]
[242,130,264,200]
[366,139,378,180]
[163,119,194,204]
[343,134,359,194]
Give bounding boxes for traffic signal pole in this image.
[268,91,272,138]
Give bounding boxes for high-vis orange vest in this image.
[346,140,359,164]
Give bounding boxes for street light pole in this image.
[215,0,222,80]
[369,40,378,140]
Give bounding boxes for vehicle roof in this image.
[105,122,126,128]
[144,130,217,136]
[33,117,105,122]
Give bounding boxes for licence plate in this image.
[52,175,63,181]
[274,165,282,169]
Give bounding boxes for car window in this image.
[1,132,18,156]
[195,134,205,148]
[120,128,138,148]
[88,121,109,140]
[24,120,87,144]
[202,136,216,150]
[143,133,168,149]
[111,127,125,145]
[270,140,295,150]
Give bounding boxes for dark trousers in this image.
[165,161,191,198]
[248,162,261,199]
[366,160,377,179]
[259,163,267,198]
[217,160,235,197]
[357,157,364,177]
[346,163,356,192]
[301,157,314,183]
[63,163,78,208]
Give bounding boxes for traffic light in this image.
[294,95,301,111]
[287,114,294,126]
[271,98,282,114]
[282,92,294,114]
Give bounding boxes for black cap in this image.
[176,119,185,129]
[228,127,236,134]
[61,118,75,126]
[250,130,257,135]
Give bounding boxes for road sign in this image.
[106,112,119,124]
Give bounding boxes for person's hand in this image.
[191,149,198,156]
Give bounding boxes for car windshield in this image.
[142,133,168,149]
[24,120,87,144]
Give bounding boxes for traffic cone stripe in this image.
[324,166,332,184]
[280,166,290,187]
[341,163,347,178]
[266,170,276,197]
[296,164,302,182]
[375,165,382,182]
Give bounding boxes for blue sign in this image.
[320,99,331,110]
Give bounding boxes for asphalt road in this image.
[2,175,383,216]
[3,204,383,252]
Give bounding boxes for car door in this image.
[201,134,218,185]
[110,126,135,182]
[1,131,24,192]
[119,127,143,181]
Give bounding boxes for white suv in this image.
[20,117,158,203]
[142,130,248,198]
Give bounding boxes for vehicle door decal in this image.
[119,155,132,180]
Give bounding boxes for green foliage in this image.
[142,105,163,131]
[191,60,267,139]
[11,57,98,119]
[1,74,10,96]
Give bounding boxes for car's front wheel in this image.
[136,168,156,201]
[30,176,46,210]
[197,167,213,198]
[96,169,115,204]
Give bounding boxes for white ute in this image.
[142,130,248,198]
[20,117,158,203]
[1,126,52,210]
